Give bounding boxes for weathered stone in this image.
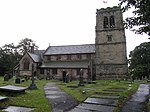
[0,85,27,93]
[4,74,9,81]
[91,94,119,99]
[0,96,8,102]
[95,7,128,79]
[2,106,35,112]
[68,107,92,112]
[84,98,118,106]
[77,103,115,112]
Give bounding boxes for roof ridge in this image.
[49,44,95,47]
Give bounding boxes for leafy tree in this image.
[17,38,39,55]
[119,0,150,36]
[0,44,20,76]
[0,38,38,76]
[129,42,150,79]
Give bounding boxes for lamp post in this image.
[29,64,38,89]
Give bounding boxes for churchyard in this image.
[0,76,150,112]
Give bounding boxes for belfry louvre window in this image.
[110,16,115,28]
[103,16,109,28]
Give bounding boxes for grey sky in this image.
[0,0,149,57]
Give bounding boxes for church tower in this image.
[95,6,128,79]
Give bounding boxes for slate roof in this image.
[28,52,42,63]
[34,50,45,56]
[40,61,90,68]
[44,44,95,55]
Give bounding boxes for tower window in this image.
[103,16,109,28]
[110,16,115,28]
[107,35,112,41]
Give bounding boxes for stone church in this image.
[18,6,128,80]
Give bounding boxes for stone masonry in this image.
[95,6,128,79]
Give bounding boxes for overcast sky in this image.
[0,0,149,57]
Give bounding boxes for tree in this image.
[119,0,150,36]
[17,38,39,55]
[0,44,20,76]
[129,42,150,79]
[0,38,39,76]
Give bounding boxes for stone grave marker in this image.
[2,106,35,112]
[4,74,9,81]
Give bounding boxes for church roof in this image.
[44,44,95,55]
[28,52,42,63]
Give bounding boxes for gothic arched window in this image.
[103,16,109,28]
[23,58,30,70]
[110,16,115,28]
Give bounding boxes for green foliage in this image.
[0,38,38,76]
[129,42,150,79]
[119,0,150,36]
[17,38,39,55]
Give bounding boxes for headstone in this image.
[84,98,118,106]
[78,69,84,86]
[15,78,21,84]
[28,64,37,89]
[66,73,70,83]
[76,103,115,112]
[62,71,67,83]
[4,74,9,81]
[2,106,35,112]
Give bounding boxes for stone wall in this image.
[95,6,128,79]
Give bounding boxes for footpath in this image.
[120,84,149,112]
[44,83,149,112]
[44,83,78,112]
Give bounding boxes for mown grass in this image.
[0,77,51,112]
[0,77,140,112]
[56,80,139,112]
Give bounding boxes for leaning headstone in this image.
[4,74,9,81]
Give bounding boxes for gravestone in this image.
[78,69,84,86]
[2,106,35,112]
[15,78,21,84]
[28,64,37,89]
[0,85,28,95]
[4,74,9,81]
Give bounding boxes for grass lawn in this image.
[0,77,51,112]
[56,80,139,111]
[0,76,141,112]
